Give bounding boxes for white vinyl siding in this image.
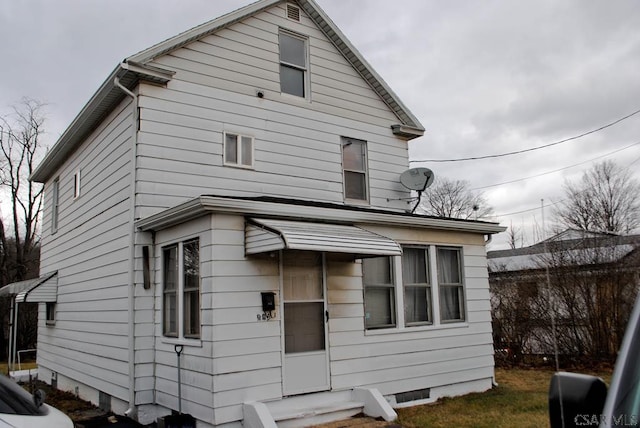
[37,97,135,403]
[137,2,410,218]
[326,230,493,401]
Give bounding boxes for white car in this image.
[0,374,74,428]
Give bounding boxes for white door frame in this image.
[280,251,331,395]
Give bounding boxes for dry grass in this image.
[395,368,613,428]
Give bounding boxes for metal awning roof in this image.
[0,272,58,303]
[245,218,402,257]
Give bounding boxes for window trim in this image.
[45,302,56,326]
[363,256,396,330]
[278,29,309,99]
[363,245,468,335]
[73,169,81,199]
[51,178,60,234]
[223,132,254,169]
[161,238,201,342]
[402,246,433,327]
[341,137,369,203]
[437,246,466,323]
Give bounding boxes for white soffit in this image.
[246,218,402,256]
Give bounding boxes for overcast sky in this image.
[2,0,640,249]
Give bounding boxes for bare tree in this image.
[0,98,45,284]
[418,176,493,220]
[507,221,523,249]
[0,98,47,361]
[554,161,640,234]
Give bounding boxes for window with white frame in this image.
[73,169,81,199]
[163,238,200,339]
[46,302,56,326]
[341,137,368,202]
[224,132,253,168]
[437,247,465,322]
[403,247,433,326]
[51,178,59,234]
[279,30,307,97]
[363,256,396,329]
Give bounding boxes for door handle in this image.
[325,310,329,323]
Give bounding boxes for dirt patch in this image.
[20,379,142,426]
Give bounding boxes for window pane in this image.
[363,257,392,285]
[280,65,305,97]
[184,290,200,337]
[405,286,431,324]
[437,248,461,284]
[279,33,305,67]
[241,136,253,166]
[183,239,200,337]
[284,302,325,353]
[283,251,323,301]
[344,171,367,200]
[225,133,238,164]
[183,240,199,290]
[403,248,428,284]
[440,285,464,321]
[163,246,178,336]
[364,287,395,329]
[342,139,365,171]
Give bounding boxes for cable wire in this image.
[471,141,640,190]
[412,106,640,162]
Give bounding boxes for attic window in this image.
[286,3,300,21]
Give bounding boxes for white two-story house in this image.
[29,0,504,426]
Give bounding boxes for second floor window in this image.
[279,31,307,97]
[163,238,201,339]
[224,132,253,168]
[342,137,368,202]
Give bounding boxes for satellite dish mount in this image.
[399,167,435,213]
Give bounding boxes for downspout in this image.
[114,75,139,419]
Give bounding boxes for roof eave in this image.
[136,196,506,235]
[31,63,174,183]
[298,0,425,132]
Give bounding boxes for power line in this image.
[411,106,640,163]
[470,141,640,190]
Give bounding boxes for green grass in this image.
[396,368,613,428]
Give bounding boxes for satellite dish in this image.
[400,167,435,191]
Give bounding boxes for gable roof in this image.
[31,0,425,183]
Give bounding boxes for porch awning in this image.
[0,272,58,303]
[245,218,402,257]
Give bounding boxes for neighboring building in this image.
[25,1,504,426]
[488,230,640,360]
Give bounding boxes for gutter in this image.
[114,75,139,420]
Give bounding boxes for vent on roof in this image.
[286,3,301,21]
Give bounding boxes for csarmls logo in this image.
[574,414,639,426]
